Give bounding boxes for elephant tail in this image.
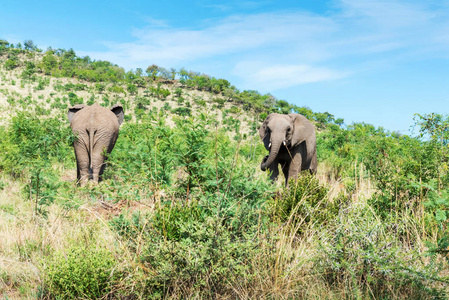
[89,129,95,170]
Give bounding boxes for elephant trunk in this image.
[261,140,282,171]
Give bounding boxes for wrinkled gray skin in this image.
[259,113,317,186]
[68,103,124,186]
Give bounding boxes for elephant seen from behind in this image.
[68,103,124,186]
[259,113,317,186]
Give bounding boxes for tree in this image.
[24,39,36,51]
[63,48,76,61]
[263,94,277,108]
[21,61,36,80]
[170,68,177,80]
[146,64,159,81]
[134,77,146,88]
[82,56,91,64]
[0,39,9,54]
[178,68,189,80]
[135,68,143,77]
[293,106,313,118]
[275,100,291,114]
[127,84,138,95]
[41,51,58,75]
[158,67,172,80]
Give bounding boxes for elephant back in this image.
[70,103,120,133]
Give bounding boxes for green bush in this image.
[172,106,191,116]
[317,202,445,298]
[110,199,268,297]
[43,245,121,299]
[0,112,73,215]
[4,58,19,70]
[271,174,334,227]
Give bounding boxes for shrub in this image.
[317,202,446,298]
[194,97,206,107]
[68,92,82,106]
[4,58,19,70]
[110,199,268,297]
[172,107,191,116]
[271,174,335,228]
[43,245,121,299]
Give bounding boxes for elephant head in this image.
[67,103,124,186]
[259,113,315,172]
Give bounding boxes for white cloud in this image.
[81,0,449,90]
[234,62,345,91]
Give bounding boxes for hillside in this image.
[0,52,257,133]
[1,41,449,299]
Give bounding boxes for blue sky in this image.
[2,0,449,133]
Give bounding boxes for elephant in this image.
[259,113,317,186]
[67,103,124,186]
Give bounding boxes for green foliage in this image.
[271,174,335,227]
[104,110,276,296]
[109,85,126,94]
[4,112,72,172]
[41,50,58,75]
[0,112,72,215]
[174,115,209,195]
[35,77,49,90]
[151,201,206,241]
[174,87,182,97]
[318,203,446,298]
[23,39,37,51]
[147,84,170,99]
[194,97,206,107]
[109,168,272,297]
[43,244,120,299]
[172,106,191,116]
[21,61,36,80]
[109,114,176,185]
[4,57,19,70]
[111,205,265,296]
[68,92,83,106]
[127,83,137,95]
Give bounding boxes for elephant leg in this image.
[91,146,108,183]
[98,163,107,182]
[281,161,290,186]
[91,156,104,183]
[288,151,303,184]
[309,151,317,174]
[74,142,90,186]
[91,166,101,183]
[77,162,90,186]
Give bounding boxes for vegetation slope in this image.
[0,39,449,299]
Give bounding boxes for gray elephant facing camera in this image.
[259,113,317,186]
[68,103,124,186]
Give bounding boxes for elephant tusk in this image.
[268,142,271,148]
[283,140,286,146]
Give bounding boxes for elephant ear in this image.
[259,113,273,140]
[67,104,86,123]
[111,104,124,126]
[288,113,315,146]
